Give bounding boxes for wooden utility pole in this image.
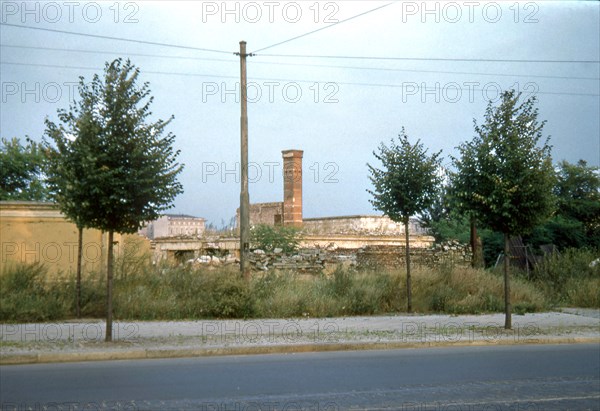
[238,41,250,279]
[504,233,512,329]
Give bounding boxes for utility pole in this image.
[238,40,250,279]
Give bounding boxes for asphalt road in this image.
[1,344,599,410]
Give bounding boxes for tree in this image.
[0,137,48,201]
[452,90,555,329]
[45,59,183,341]
[367,129,443,313]
[554,160,600,247]
[523,160,599,250]
[45,115,99,318]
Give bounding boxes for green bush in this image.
[533,248,600,307]
[250,224,301,253]
[0,263,71,322]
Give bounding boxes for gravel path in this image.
[1,311,598,364]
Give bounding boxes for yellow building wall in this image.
[0,201,150,278]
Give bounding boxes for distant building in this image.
[140,214,206,239]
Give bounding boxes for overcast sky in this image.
[1,0,599,226]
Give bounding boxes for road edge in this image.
[2,337,599,365]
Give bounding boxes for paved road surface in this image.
[1,344,599,410]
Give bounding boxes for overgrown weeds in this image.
[532,248,600,307]
[1,257,564,322]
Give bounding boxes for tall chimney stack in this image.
[282,149,303,227]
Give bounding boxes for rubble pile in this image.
[187,241,471,272]
[189,247,356,272]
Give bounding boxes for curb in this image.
[2,337,599,365]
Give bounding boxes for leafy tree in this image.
[0,137,49,201]
[452,90,555,329]
[554,160,600,247]
[367,129,443,312]
[44,59,183,341]
[525,160,599,250]
[45,109,100,318]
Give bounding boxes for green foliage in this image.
[420,184,463,243]
[114,236,152,279]
[367,128,443,224]
[555,160,600,224]
[479,229,504,267]
[425,212,471,244]
[0,137,49,201]
[452,90,556,236]
[533,248,599,289]
[0,263,70,322]
[524,161,600,250]
[44,58,184,235]
[526,215,587,250]
[250,224,301,253]
[1,261,557,322]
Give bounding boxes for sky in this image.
[1,0,599,226]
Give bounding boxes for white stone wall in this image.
[302,215,427,236]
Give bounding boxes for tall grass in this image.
[533,248,600,307]
[0,263,72,321]
[1,259,555,322]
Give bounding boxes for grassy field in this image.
[2,247,597,322]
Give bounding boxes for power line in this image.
[256,53,600,64]
[1,61,239,80]
[0,23,233,55]
[1,44,237,64]
[251,2,395,54]
[2,24,597,65]
[3,44,597,81]
[3,61,598,97]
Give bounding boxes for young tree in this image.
[45,119,99,318]
[45,59,184,341]
[367,129,443,312]
[452,90,555,329]
[0,137,49,201]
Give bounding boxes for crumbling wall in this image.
[356,241,472,269]
[190,240,471,272]
[237,202,284,228]
[303,215,428,236]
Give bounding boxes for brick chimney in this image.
[282,149,303,227]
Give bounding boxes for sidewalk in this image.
[1,310,598,365]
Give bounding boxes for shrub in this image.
[250,224,301,253]
[0,263,71,322]
[533,247,600,307]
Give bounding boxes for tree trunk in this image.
[105,230,114,342]
[76,226,83,318]
[470,218,484,268]
[504,233,512,329]
[405,217,412,313]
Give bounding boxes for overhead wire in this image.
[254,53,600,64]
[3,61,598,97]
[2,44,597,81]
[0,23,234,55]
[2,23,596,64]
[251,2,395,54]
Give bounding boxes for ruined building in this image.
[239,149,430,241]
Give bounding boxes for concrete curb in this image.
[2,337,599,365]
